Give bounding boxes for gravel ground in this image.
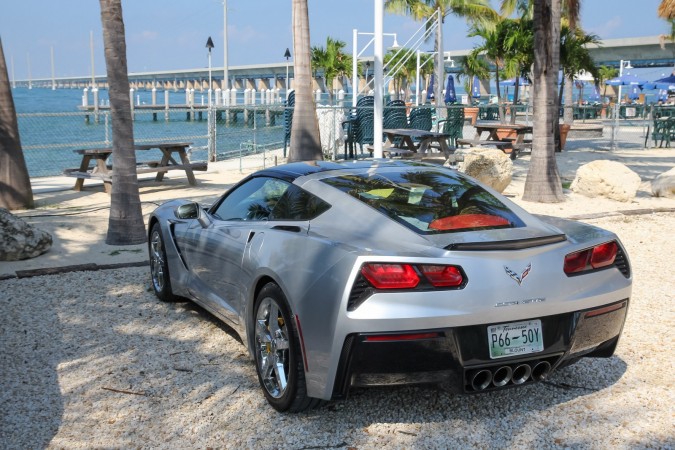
[1,212,674,449]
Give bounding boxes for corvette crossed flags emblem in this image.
[504,263,532,286]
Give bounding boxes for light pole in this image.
[284,47,291,94]
[415,50,436,106]
[351,29,398,107]
[611,59,632,150]
[206,36,214,105]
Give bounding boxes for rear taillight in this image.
[564,241,619,274]
[361,263,420,289]
[360,263,465,290]
[419,265,464,287]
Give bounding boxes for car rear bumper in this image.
[331,299,628,398]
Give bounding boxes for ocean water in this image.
[12,87,287,177]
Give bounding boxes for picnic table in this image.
[457,122,533,159]
[63,142,207,194]
[382,128,453,157]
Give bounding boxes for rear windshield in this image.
[321,169,524,234]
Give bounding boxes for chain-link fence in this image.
[18,102,662,179]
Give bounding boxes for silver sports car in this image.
[148,160,631,412]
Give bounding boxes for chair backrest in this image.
[354,96,375,145]
[443,106,465,140]
[408,107,433,131]
[383,100,408,130]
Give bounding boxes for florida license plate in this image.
[488,320,543,359]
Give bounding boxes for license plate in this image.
[488,319,543,359]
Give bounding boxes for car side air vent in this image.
[446,234,567,251]
[613,245,631,278]
[347,274,374,311]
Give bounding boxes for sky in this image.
[0,0,669,81]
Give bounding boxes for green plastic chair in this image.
[437,106,465,147]
[283,90,295,157]
[408,107,433,131]
[342,96,375,158]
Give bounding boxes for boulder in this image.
[0,208,52,261]
[570,160,641,202]
[457,147,513,193]
[652,166,675,198]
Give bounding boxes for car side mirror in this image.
[175,202,200,220]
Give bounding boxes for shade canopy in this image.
[605,74,647,86]
[628,85,641,100]
[444,75,457,104]
[654,74,675,84]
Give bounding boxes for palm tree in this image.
[0,37,33,210]
[310,37,352,104]
[384,48,429,101]
[99,0,146,244]
[385,0,497,106]
[522,0,564,203]
[558,26,599,107]
[457,53,490,104]
[598,65,618,100]
[288,0,322,162]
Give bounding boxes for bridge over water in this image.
[14,36,675,93]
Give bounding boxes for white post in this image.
[164,89,170,121]
[435,7,443,108]
[82,87,89,107]
[373,0,384,158]
[215,88,222,106]
[416,50,421,106]
[152,85,157,105]
[223,0,229,91]
[352,28,358,107]
[50,46,56,90]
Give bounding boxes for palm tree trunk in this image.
[523,0,564,203]
[0,38,34,210]
[99,0,146,244]
[288,0,322,162]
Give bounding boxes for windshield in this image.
[321,169,524,234]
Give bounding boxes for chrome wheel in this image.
[255,296,291,398]
[150,229,166,293]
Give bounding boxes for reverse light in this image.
[361,263,420,289]
[420,264,464,287]
[564,241,619,274]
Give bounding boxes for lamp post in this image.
[415,50,436,106]
[611,59,632,150]
[351,29,398,107]
[284,47,292,94]
[206,36,214,105]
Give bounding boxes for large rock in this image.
[457,147,513,193]
[652,166,675,198]
[0,208,52,261]
[570,160,641,202]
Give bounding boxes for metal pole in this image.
[90,30,95,88]
[51,46,56,90]
[352,28,358,107]
[373,0,384,158]
[208,49,212,106]
[416,50,421,106]
[435,8,443,108]
[10,54,15,89]
[611,60,624,150]
[223,0,229,91]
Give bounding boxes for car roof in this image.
[253,160,433,182]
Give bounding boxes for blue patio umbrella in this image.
[605,73,647,86]
[444,74,457,104]
[589,85,601,102]
[471,76,481,99]
[654,74,675,84]
[628,85,641,100]
[426,74,435,101]
[659,89,669,102]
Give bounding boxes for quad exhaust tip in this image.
[468,359,553,391]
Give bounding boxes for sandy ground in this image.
[1,143,674,278]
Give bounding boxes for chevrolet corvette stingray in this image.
[147,160,631,412]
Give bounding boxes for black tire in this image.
[253,283,322,412]
[148,223,179,302]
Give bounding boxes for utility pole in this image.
[223,0,229,91]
